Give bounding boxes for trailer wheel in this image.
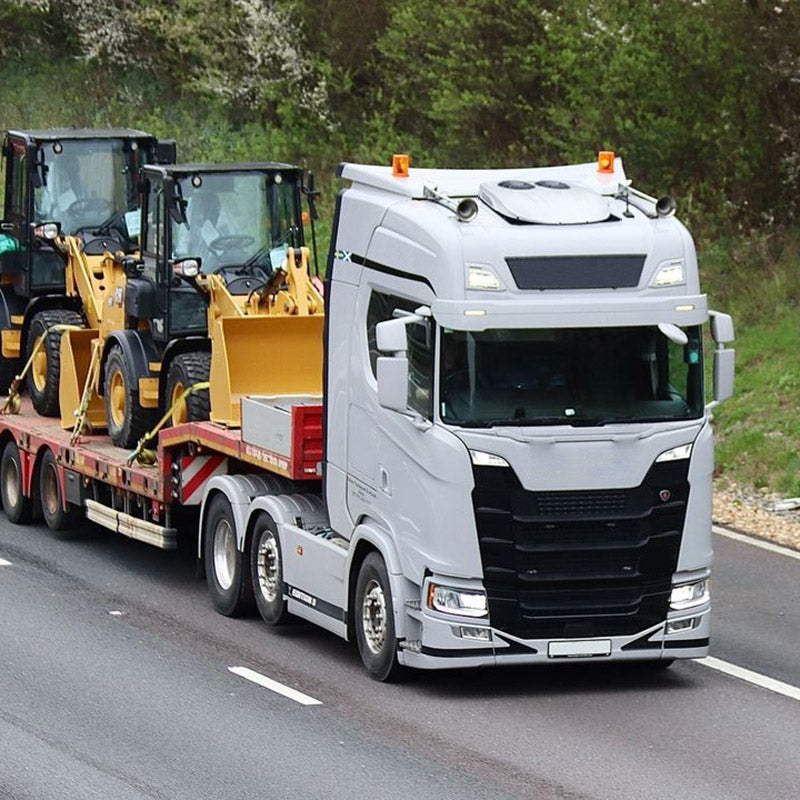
[354,552,402,681]
[104,344,155,449]
[39,448,79,535]
[165,352,210,427]
[250,513,291,625]
[203,493,254,617]
[1,440,32,524]
[26,309,84,417]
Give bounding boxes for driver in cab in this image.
[34,151,84,234]
[173,191,236,272]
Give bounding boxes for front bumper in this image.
[397,604,710,670]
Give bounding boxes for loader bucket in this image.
[209,315,325,426]
[59,329,106,431]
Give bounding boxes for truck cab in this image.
[323,155,734,671]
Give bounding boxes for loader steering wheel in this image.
[209,235,256,254]
[67,197,114,218]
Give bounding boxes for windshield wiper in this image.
[453,416,604,428]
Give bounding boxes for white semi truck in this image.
[0,153,734,681]
[200,153,734,679]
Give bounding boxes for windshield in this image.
[440,325,703,427]
[171,172,302,274]
[33,138,149,239]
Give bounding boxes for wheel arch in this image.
[20,295,83,354]
[98,330,159,397]
[347,518,408,641]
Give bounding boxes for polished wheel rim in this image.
[171,380,187,426]
[4,456,19,509]
[43,462,59,517]
[361,579,387,655]
[110,369,126,427]
[213,518,236,591]
[32,348,48,392]
[256,531,280,602]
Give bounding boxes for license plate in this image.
[548,639,612,658]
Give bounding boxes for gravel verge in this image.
[714,482,800,552]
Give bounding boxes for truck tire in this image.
[39,448,79,535]
[250,513,291,625]
[104,344,155,449]
[164,352,210,427]
[1,440,32,524]
[354,552,402,681]
[203,492,254,617]
[26,309,84,417]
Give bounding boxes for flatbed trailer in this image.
[0,396,322,548]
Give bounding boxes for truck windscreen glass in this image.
[34,138,151,242]
[439,325,703,427]
[171,173,301,275]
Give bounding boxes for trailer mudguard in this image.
[197,474,291,559]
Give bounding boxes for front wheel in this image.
[354,552,402,681]
[103,344,155,448]
[250,513,291,625]
[203,493,254,617]
[164,351,210,427]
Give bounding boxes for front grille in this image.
[473,460,689,639]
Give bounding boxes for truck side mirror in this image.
[377,356,410,412]
[707,309,735,408]
[710,311,734,343]
[713,348,735,405]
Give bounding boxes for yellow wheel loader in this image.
[59,162,323,449]
[0,129,175,414]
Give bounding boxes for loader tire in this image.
[103,344,156,449]
[164,351,210,427]
[26,309,84,417]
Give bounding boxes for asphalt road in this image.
[0,516,798,800]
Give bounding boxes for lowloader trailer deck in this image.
[0,396,322,547]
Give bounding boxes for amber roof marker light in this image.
[393,154,410,177]
[597,150,615,173]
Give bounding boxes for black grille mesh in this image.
[472,460,689,639]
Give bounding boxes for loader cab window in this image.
[366,289,433,418]
[170,171,303,276]
[32,138,148,245]
[7,143,28,220]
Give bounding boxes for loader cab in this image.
[0,128,173,299]
[136,162,306,345]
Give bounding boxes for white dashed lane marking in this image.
[228,666,322,706]
[0,557,11,566]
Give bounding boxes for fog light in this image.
[667,616,701,634]
[460,626,491,641]
[670,578,710,610]
[428,583,488,618]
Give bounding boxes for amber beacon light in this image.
[597,150,615,173]
[393,153,410,177]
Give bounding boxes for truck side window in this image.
[366,290,418,377]
[406,317,433,419]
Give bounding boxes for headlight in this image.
[427,583,488,618]
[656,444,692,463]
[467,264,503,291]
[651,260,685,287]
[670,578,710,610]
[469,450,509,467]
